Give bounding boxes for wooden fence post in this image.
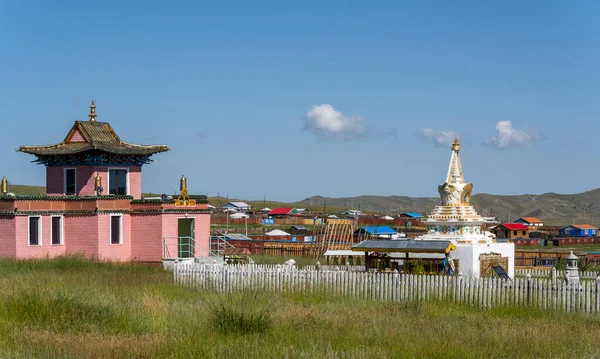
[457,272,463,303]
[276,264,282,292]
[526,273,531,306]
[596,276,600,313]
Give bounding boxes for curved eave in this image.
[17,144,171,156]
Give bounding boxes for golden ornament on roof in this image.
[451,138,460,151]
[180,174,187,192]
[175,174,195,206]
[1,177,8,195]
[88,100,97,122]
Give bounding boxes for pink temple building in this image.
[0,101,210,262]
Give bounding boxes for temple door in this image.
[178,218,195,258]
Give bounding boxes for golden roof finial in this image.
[180,174,187,192]
[88,100,97,122]
[175,174,195,206]
[1,177,8,195]
[451,138,460,151]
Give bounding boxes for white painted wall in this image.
[453,242,515,279]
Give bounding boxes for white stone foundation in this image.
[453,242,515,279]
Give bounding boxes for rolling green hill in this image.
[5,184,600,225]
[3,184,46,196]
[299,190,600,226]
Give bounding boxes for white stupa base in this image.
[452,242,515,279]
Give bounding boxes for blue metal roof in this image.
[402,211,423,218]
[356,226,398,235]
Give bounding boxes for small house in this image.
[265,229,291,236]
[268,208,293,217]
[491,223,529,239]
[399,211,423,219]
[354,226,399,239]
[288,225,308,235]
[513,217,543,227]
[341,210,364,217]
[223,202,251,211]
[560,224,598,237]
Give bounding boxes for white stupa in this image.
[418,138,515,278]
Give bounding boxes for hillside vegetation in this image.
[6,184,600,225]
[300,190,600,226]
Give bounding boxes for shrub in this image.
[203,290,276,334]
[406,260,426,274]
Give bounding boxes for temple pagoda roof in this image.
[18,101,170,157]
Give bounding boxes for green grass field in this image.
[0,256,600,358]
[519,244,600,253]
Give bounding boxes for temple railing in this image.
[163,236,219,259]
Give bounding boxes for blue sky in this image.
[1,1,598,201]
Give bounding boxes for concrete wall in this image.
[131,214,163,262]
[14,215,67,258]
[0,216,16,258]
[512,238,542,247]
[0,206,208,262]
[65,215,99,257]
[97,214,131,261]
[161,213,211,257]
[454,242,515,279]
[46,166,142,199]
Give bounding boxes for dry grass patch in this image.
[0,256,599,358]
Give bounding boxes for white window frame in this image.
[565,229,570,235]
[107,168,130,196]
[109,214,123,245]
[50,215,64,246]
[28,216,42,247]
[63,168,77,195]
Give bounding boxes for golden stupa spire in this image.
[451,138,460,152]
[88,100,97,122]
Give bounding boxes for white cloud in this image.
[303,104,369,141]
[485,121,537,150]
[416,128,459,147]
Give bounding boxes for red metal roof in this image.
[268,208,293,215]
[498,223,528,231]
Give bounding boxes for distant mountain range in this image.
[296,189,600,226]
[6,184,600,226]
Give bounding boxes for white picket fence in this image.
[516,268,600,280]
[303,264,364,272]
[174,263,600,313]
